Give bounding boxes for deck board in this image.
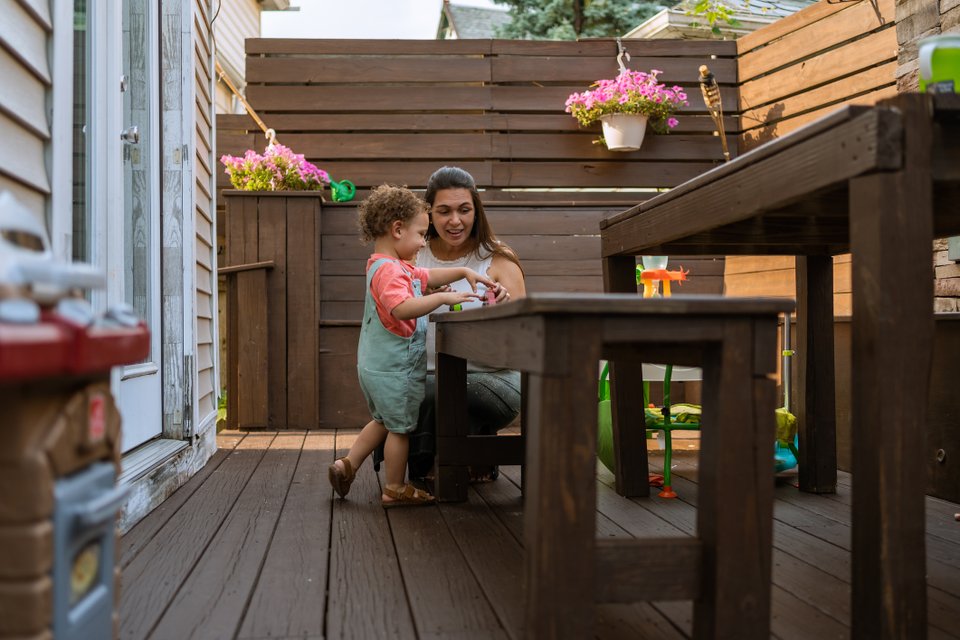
[119,433,275,640]
[119,430,960,639]
[325,432,418,639]
[150,433,304,639]
[236,433,335,639]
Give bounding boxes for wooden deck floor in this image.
[119,430,960,639]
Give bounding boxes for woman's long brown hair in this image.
[423,166,522,271]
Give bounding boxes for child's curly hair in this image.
[357,184,427,243]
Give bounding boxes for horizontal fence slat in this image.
[491,39,737,57]
[217,161,718,190]
[246,38,494,55]
[248,55,735,86]
[738,0,894,83]
[246,56,492,84]
[249,132,732,162]
[488,85,736,114]
[490,161,718,190]
[736,0,853,55]
[740,61,896,135]
[741,85,898,151]
[738,28,896,112]
[217,112,741,135]
[490,56,737,84]
[245,84,736,115]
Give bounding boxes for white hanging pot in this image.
[599,114,648,151]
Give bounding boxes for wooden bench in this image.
[432,293,793,639]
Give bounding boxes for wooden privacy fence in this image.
[726,0,897,313]
[217,38,736,429]
[217,38,739,197]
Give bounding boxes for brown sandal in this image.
[381,483,436,509]
[328,457,355,498]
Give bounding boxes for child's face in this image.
[394,210,429,261]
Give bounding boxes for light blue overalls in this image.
[357,258,428,434]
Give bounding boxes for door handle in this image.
[121,126,140,144]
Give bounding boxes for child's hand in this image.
[440,290,481,307]
[427,284,452,294]
[462,268,497,293]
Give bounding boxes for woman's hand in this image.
[490,282,511,303]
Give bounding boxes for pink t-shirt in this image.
[367,254,430,338]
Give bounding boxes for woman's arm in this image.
[488,255,526,300]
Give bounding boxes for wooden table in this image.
[432,293,793,639]
[600,94,960,638]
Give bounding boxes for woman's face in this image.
[429,188,475,249]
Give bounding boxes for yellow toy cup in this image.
[919,34,960,94]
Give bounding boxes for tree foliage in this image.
[493,0,675,40]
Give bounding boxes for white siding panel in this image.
[194,0,218,430]
[196,289,212,319]
[0,41,49,137]
[0,173,45,215]
[197,343,213,370]
[196,237,212,269]
[17,0,52,30]
[0,1,51,83]
[198,367,215,414]
[196,264,211,296]
[0,111,50,193]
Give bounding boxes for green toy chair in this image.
[598,361,701,498]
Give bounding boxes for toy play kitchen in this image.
[0,193,149,639]
[919,34,960,94]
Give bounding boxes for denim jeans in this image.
[373,370,521,480]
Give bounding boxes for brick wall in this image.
[897,0,960,310]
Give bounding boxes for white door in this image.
[114,0,162,451]
[72,0,162,452]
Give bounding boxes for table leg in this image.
[795,255,837,493]
[609,360,649,497]
[694,319,774,640]
[523,320,599,639]
[435,351,470,502]
[602,255,638,294]
[849,160,932,636]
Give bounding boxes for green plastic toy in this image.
[329,178,356,202]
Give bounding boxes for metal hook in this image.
[265,128,277,148]
[616,37,630,75]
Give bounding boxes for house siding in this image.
[0,0,52,211]
[213,0,259,113]
[194,0,218,421]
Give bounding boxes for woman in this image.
[375,166,526,482]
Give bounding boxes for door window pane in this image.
[72,0,91,263]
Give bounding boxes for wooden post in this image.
[220,261,274,429]
[848,95,931,638]
[795,255,837,493]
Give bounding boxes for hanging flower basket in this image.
[565,69,688,152]
[599,114,649,152]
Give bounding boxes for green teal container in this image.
[919,34,960,94]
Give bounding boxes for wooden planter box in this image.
[221,191,322,429]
